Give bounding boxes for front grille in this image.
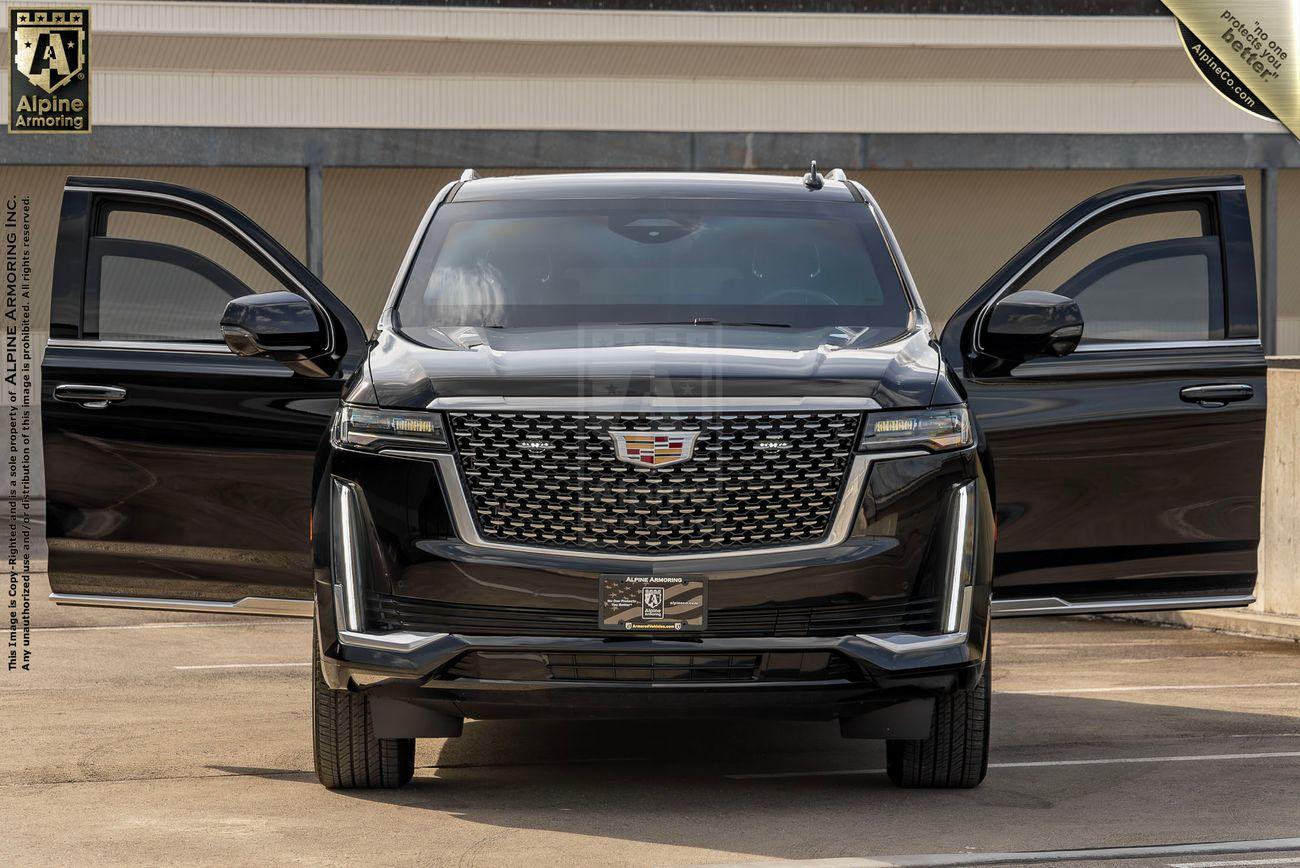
[368,593,940,639]
[444,650,862,683]
[449,411,861,554]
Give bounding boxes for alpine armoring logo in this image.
[9,8,90,134]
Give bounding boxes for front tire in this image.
[311,625,415,789]
[885,652,990,789]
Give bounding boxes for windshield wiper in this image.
[616,318,792,328]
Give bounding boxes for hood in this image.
[362,324,942,410]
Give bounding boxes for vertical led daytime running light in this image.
[943,481,977,634]
[330,478,367,634]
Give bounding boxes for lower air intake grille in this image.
[444,650,862,683]
[367,593,940,639]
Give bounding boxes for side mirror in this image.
[982,290,1084,364]
[221,291,332,377]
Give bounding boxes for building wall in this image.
[1275,172,1300,352]
[5,4,1270,135]
[319,167,1265,333]
[10,165,1268,338]
[2,166,306,336]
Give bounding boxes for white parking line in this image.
[1000,682,1300,695]
[1170,858,1300,867]
[35,620,300,633]
[726,749,1300,779]
[996,639,1215,650]
[715,839,1300,867]
[173,662,310,671]
[1175,857,1300,862]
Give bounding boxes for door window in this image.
[1013,203,1225,346]
[86,204,291,344]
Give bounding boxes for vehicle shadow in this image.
[227,693,1300,860]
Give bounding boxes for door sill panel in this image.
[991,594,1255,618]
[48,593,314,618]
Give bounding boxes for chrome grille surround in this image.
[448,411,863,555]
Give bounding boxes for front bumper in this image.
[317,614,987,724]
[312,442,993,720]
[316,575,988,722]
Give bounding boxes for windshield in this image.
[393,197,913,339]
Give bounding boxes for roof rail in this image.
[459,168,479,182]
[825,168,847,182]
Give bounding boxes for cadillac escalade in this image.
[42,168,1266,790]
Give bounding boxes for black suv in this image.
[43,170,1265,790]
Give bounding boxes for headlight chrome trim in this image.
[858,406,972,453]
[333,405,450,453]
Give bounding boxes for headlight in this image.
[859,406,972,453]
[333,406,449,453]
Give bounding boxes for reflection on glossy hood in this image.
[365,324,942,410]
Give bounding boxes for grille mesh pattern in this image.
[449,411,861,554]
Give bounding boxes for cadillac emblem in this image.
[610,430,699,468]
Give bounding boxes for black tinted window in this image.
[1059,237,1221,344]
[97,249,247,342]
[395,198,912,336]
[88,204,293,344]
[1017,203,1224,345]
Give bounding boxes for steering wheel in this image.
[758,287,840,307]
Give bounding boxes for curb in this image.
[1110,608,1300,643]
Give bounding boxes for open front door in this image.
[939,176,1266,617]
[42,177,367,614]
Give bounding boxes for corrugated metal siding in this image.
[320,167,1263,332]
[73,4,1182,47]
[1,3,1271,133]
[4,166,306,336]
[42,73,1266,133]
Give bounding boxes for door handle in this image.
[1180,384,1253,408]
[53,384,127,409]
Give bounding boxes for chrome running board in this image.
[49,593,314,618]
[991,594,1255,618]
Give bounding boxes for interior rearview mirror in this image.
[982,290,1084,365]
[220,291,333,377]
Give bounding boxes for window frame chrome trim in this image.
[46,337,235,355]
[848,179,931,333]
[48,592,313,617]
[65,184,336,356]
[971,184,1249,356]
[376,179,459,336]
[373,448,928,564]
[1068,338,1262,354]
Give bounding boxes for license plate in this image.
[599,574,706,632]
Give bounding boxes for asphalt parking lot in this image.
[6,573,1300,867]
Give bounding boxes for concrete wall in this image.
[1258,366,1300,617]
